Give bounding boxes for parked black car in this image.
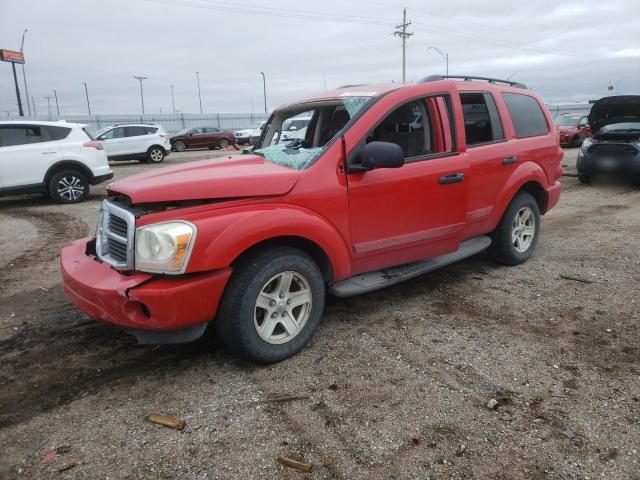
[577,96,640,183]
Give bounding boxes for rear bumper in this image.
[544,181,562,213]
[61,238,232,342]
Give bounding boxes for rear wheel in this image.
[218,138,230,150]
[570,136,582,148]
[488,192,540,265]
[147,146,165,163]
[577,172,590,184]
[216,247,325,363]
[49,170,89,204]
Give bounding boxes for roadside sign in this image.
[0,49,25,64]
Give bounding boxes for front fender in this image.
[182,204,353,280]
[487,162,548,230]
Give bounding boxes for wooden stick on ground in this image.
[147,413,186,430]
[560,274,596,284]
[277,455,313,473]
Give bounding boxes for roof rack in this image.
[419,74,527,89]
[337,84,365,89]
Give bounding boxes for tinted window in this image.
[203,127,220,133]
[45,126,72,140]
[502,93,549,138]
[0,125,43,147]
[145,126,158,134]
[125,126,149,137]
[460,92,504,145]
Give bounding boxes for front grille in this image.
[588,143,639,158]
[96,200,135,269]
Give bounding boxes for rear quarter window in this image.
[45,126,72,141]
[145,127,158,134]
[502,93,549,138]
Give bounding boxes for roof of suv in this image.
[104,123,161,128]
[0,120,87,128]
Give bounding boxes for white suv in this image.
[94,124,171,163]
[0,121,112,204]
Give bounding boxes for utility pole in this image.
[44,95,53,117]
[11,62,24,116]
[20,29,31,115]
[170,84,176,113]
[31,96,36,116]
[393,8,413,84]
[260,71,267,113]
[133,75,147,114]
[196,71,203,114]
[51,89,60,116]
[83,81,91,115]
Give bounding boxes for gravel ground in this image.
[0,148,638,480]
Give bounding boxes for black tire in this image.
[173,140,186,152]
[577,172,590,184]
[48,170,89,204]
[147,146,165,163]
[218,138,230,150]
[216,247,325,363]
[487,191,540,266]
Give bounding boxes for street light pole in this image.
[31,96,36,116]
[44,95,52,118]
[428,46,449,76]
[507,70,523,81]
[133,76,147,114]
[20,29,31,115]
[170,84,176,113]
[52,89,60,116]
[83,81,91,115]
[196,71,203,114]
[260,71,267,113]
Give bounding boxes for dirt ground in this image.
[0,148,638,480]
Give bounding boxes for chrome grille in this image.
[96,200,135,269]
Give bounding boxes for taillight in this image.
[159,132,169,139]
[84,140,104,150]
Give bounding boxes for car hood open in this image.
[107,155,301,204]
[588,95,640,133]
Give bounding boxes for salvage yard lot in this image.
[0,149,638,479]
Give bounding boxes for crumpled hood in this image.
[107,155,301,204]
[589,95,640,133]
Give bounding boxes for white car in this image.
[234,121,266,145]
[280,116,312,143]
[0,121,112,203]
[94,124,171,163]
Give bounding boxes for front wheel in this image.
[147,146,165,163]
[173,140,186,152]
[216,247,325,363]
[218,138,230,149]
[487,192,540,265]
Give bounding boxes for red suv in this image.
[61,75,563,363]
[170,126,235,152]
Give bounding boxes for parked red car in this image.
[170,126,235,152]
[554,113,591,147]
[61,75,562,363]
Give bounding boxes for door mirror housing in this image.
[361,141,405,170]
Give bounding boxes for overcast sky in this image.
[0,0,639,116]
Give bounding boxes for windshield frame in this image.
[252,94,383,171]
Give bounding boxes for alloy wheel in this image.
[57,175,85,201]
[512,206,535,252]
[254,271,312,345]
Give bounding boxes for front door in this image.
[99,126,126,157]
[345,94,469,275]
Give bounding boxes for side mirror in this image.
[361,141,405,170]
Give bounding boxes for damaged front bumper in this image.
[60,238,231,344]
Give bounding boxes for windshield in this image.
[253,95,374,170]
[174,128,191,135]
[554,116,580,126]
[93,127,109,137]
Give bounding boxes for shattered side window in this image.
[342,96,370,118]
[254,145,323,171]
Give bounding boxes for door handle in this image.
[502,156,518,165]
[439,173,465,184]
[41,151,57,154]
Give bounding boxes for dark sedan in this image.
[170,127,236,152]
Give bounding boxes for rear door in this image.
[0,124,61,188]
[345,93,469,274]
[122,126,150,154]
[458,91,513,237]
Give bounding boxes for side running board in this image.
[329,236,491,297]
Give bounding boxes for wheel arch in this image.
[147,144,168,154]
[44,160,94,186]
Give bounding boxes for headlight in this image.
[581,137,594,150]
[135,221,196,274]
